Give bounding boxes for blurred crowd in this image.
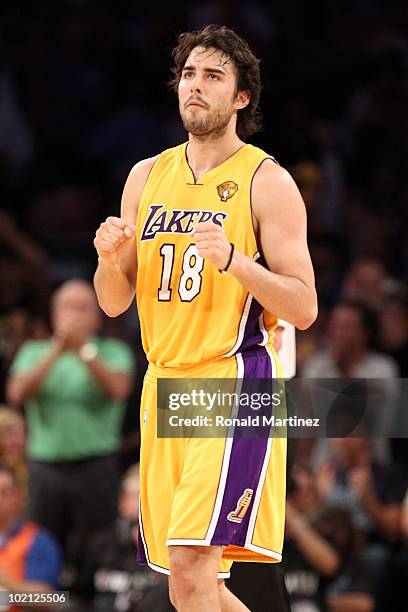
[0,1,407,611]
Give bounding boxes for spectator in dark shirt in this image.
[284,466,374,612]
[380,294,408,378]
[316,438,406,611]
[78,463,173,612]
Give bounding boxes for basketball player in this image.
[93,25,317,612]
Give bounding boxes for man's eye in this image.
[183,72,193,78]
[208,74,218,80]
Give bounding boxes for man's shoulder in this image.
[11,339,52,371]
[364,351,399,376]
[7,521,57,550]
[24,522,62,587]
[247,143,279,162]
[252,160,300,215]
[128,154,160,180]
[302,350,333,376]
[95,337,134,368]
[251,150,287,186]
[28,522,58,548]
[130,143,186,177]
[17,339,51,352]
[251,153,305,224]
[96,336,132,352]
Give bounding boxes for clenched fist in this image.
[193,222,232,271]
[94,216,136,265]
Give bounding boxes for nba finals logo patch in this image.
[227,488,253,523]
[217,181,238,202]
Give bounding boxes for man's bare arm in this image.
[194,160,317,330]
[6,341,64,406]
[93,156,158,317]
[285,501,339,576]
[82,359,132,401]
[238,159,317,329]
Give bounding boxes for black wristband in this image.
[219,243,235,273]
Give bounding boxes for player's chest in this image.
[139,176,245,242]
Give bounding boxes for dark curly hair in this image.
[169,25,262,140]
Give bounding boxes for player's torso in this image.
[136,142,277,368]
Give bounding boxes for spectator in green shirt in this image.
[6,279,135,590]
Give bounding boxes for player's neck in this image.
[186,130,244,181]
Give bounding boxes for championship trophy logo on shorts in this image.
[217,181,238,202]
[227,488,254,523]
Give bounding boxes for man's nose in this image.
[190,75,203,93]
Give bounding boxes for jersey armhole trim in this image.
[249,156,279,256]
[138,153,162,207]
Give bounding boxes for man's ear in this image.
[235,90,251,110]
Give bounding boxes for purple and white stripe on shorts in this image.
[204,346,280,557]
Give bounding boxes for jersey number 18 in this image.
[158,243,204,302]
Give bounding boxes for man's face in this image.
[178,46,248,137]
[327,305,367,359]
[52,283,100,336]
[0,418,26,459]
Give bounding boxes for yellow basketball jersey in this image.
[136,142,278,367]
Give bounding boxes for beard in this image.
[180,99,235,138]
